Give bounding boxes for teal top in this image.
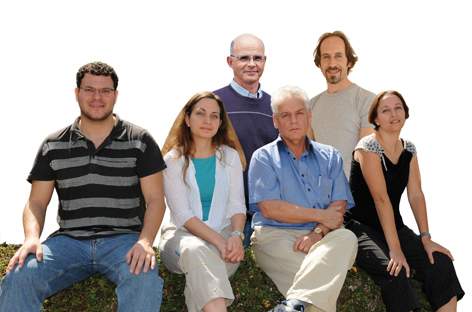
[192,155,216,221]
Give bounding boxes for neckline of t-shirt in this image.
[192,154,216,161]
[324,83,357,97]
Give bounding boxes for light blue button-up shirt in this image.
[248,137,354,230]
[230,80,263,99]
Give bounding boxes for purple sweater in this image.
[214,85,278,205]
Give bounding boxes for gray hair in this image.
[271,85,310,113]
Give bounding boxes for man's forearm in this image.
[23,180,55,240]
[139,198,165,245]
[258,200,323,224]
[23,200,47,240]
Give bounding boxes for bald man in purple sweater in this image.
[214,34,278,247]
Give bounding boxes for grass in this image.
[0,243,431,311]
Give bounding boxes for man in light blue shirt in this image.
[248,86,357,312]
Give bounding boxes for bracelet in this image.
[419,231,431,238]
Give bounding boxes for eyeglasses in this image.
[230,54,266,64]
[80,87,116,97]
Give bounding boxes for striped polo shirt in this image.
[28,115,166,239]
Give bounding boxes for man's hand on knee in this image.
[293,232,322,254]
[6,238,43,273]
[126,240,156,275]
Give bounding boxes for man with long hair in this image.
[311,31,375,177]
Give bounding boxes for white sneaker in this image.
[268,302,304,312]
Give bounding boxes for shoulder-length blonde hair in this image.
[162,91,246,180]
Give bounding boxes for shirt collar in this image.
[70,114,123,142]
[276,136,313,158]
[230,79,263,99]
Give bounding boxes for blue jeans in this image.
[0,234,163,312]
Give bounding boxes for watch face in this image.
[314,227,322,234]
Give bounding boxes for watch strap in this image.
[230,230,245,241]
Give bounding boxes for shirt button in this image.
[301,174,305,177]
[307,188,311,192]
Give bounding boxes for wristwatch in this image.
[230,230,245,241]
[313,226,323,236]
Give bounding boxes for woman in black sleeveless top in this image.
[346,91,463,312]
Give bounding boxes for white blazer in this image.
[163,145,246,231]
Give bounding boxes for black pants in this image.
[346,220,464,312]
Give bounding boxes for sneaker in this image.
[268,301,304,312]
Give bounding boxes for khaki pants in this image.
[159,226,239,312]
[252,226,357,312]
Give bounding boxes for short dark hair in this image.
[313,31,358,74]
[368,90,410,130]
[76,62,119,89]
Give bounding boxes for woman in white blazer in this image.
[159,91,246,312]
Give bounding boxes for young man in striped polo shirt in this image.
[0,62,166,311]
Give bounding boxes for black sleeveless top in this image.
[348,135,417,233]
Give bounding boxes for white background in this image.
[1,0,470,309]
